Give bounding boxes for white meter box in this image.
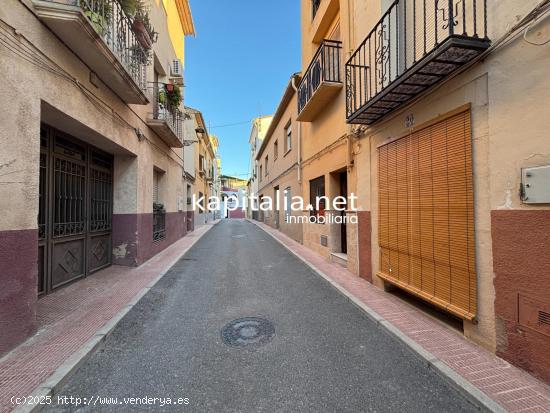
[522,165,550,204]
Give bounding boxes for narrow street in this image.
[45,220,476,412]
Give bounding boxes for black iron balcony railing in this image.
[49,0,148,90]
[80,0,147,90]
[346,0,490,125]
[150,83,184,144]
[297,40,342,117]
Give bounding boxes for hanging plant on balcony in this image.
[83,0,112,36]
[125,0,157,51]
[120,0,139,17]
[164,84,182,108]
[158,87,167,108]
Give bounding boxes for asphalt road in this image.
[45,220,478,412]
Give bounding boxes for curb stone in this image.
[13,222,218,413]
[247,218,506,413]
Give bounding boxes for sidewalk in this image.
[0,221,218,413]
[250,219,550,413]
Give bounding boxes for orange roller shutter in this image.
[377,109,476,320]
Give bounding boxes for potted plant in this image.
[129,0,156,50]
[165,84,182,108]
[120,0,139,17]
[158,87,167,108]
[83,0,112,36]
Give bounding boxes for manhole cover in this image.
[221,317,275,349]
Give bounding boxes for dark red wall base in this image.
[357,211,372,282]
[492,210,550,384]
[186,211,194,232]
[0,229,37,357]
[112,212,188,267]
[229,209,245,219]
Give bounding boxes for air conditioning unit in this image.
[170,59,183,78]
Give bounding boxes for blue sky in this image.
[185,0,301,178]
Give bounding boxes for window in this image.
[153,169,161,204]
[284,187,291,220]
[259,165,263,181]
[265,156,268,176]
[312,0,321,19]
[186,184,192,205]
[284,122,292,153]
[153,169,165,241]
[199,154,205,173]
[309,176,326,219]
[274,140,278,160]
[198,191,205,210]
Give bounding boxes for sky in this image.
[184,0,301,178]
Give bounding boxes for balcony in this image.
[32,0,148,104]
[297,40,343,122]
[346,0,490,125]
[147,83,184,148]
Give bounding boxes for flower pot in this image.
[132,17,145,32]
[165,84,174,93]
[132,18,152,50]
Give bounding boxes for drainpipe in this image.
[291,74,302,184]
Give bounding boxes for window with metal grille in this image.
[377,109,476,320]
[274,140,278,160]
[153,204,166,242]
[153,169,165,241]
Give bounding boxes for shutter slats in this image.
[377,110,476,320]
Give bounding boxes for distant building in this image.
[247,116,273,219]
[255,73,303,243]
[220,175,248,219]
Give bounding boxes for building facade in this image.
[186,108,217,226]
[292,0,550,383]
[256,74,303,243]
[298,1,360,274]
[247,116,273,219]
[0,0,195,356]
[220,175,248,219]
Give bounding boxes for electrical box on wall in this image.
[521,165,550,204]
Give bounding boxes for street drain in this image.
[221,317,275,349]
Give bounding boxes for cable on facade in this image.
[0,18,188,170]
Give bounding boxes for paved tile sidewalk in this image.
[251,220,550,413]
[0,221,218,413]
